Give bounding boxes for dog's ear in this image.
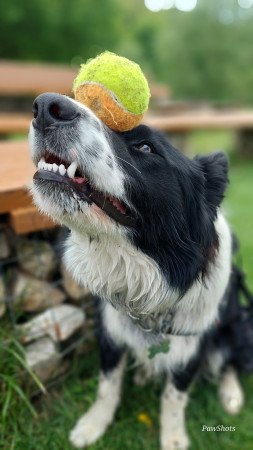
[194,152,229,213]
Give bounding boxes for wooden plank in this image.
[9,206,55,234]
[0,61,76,96]
[0,140,35,213]
[0,140,35,194]
[0,61,168,99]
[0,189,32,214]
[144,110,253,131]
[0,113,32,134]
[2,110,253,136]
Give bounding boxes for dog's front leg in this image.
[70,354,126,448]
[160,379,189,450]
[160,339,202,450]
[70,305,126,449]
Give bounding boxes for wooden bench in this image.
[0,61,169,136]
[144,109,253,155]
[144,109,253,131]
[0,61,75,135]
[0,140,55,233]
[2,108,253,137]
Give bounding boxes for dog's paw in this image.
[69,410,108,448]
[219,368,244,415]
[219,386,244,415]
[161,433,189,450]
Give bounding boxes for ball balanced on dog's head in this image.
[73,51,150,132]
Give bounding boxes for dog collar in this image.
[106,294,198,337]
[126,307,198,337]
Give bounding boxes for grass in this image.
[1,130,253,449]
[1,346,253,450]
[225,160,253,291]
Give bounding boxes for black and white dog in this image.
[29,93,244,450]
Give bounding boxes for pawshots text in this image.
[202,425,236,432]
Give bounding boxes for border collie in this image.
[29,93,244,450]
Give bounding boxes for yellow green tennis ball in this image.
[73,51,150,132]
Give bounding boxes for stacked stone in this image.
[0,227,94,382]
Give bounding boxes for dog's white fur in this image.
[63,229,177,317]
[219,366,244,415]
[75,122,126,198]
[70,356,126,448]
[160,381,189,450]
[29,98,126,200]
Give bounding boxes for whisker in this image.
[115,156,142,175]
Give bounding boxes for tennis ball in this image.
[73,51,150,132]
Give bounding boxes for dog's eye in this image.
[136,143,153,153]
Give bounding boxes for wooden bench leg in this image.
[164,132,189,154]
[237,129,253,157]
[9,206,55,234]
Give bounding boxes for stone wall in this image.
[0,225,95,383]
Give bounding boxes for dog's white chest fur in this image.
[63,231,175,316]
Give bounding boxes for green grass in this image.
[1,347,253,450]
[225,160,253,291]
[1,131,253,449]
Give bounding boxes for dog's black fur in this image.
[113,126,228,293]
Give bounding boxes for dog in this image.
[29,93,244,450]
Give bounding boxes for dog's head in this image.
[29,93,229,291]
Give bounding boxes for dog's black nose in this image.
[32,93,79,129]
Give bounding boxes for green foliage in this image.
[0,324,45,441]
[158,9,253,104]
[0,0,122,63]
[1,0,253,104]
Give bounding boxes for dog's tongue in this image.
[109,197,127,215]
[72,177,88,184]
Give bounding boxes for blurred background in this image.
[1,0,253,104]
[0,1,253,449]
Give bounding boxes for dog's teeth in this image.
[67,161,78,178]
[37,159,69,175]
[59,164,66,176]
[38,158,45,170]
